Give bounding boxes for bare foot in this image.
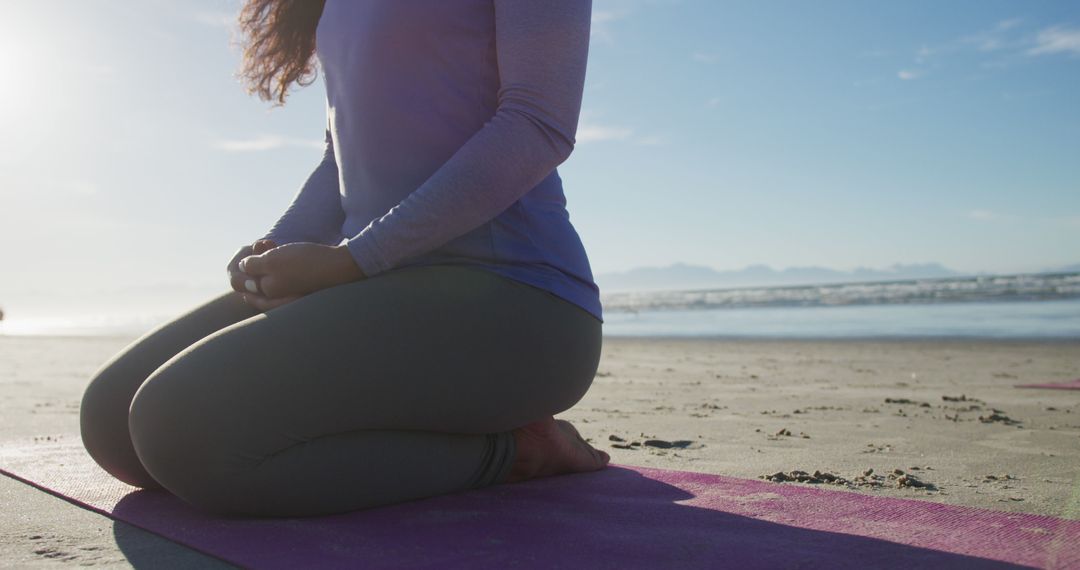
[505,416,610,484]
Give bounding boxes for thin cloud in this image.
[577,127,666,146]
[997,19,1023,31]
[576,113,662,145]
[576,123,634,143]
[915,44,934,63]
[692,51,723,64]
[211,135,323,152]
[3,179,102,201]
[1028,25,1080,56]
[905,19,1080,73]
[967,209,1000,221]
[901,19,1029,73]
[590,9,629,46]
[194,10,235,28]
[897,70,920,80]
[859,49,893,59]
[83,64,116,76]
[30,179,101,197]
[958,20,1026,53]
[65,180,100,197]
[591,10,620,24]
[633,134,668,146]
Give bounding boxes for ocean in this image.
[600,272,1080,339]
[2,272,1078,339]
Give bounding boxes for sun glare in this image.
[0,34,39,128]
[0,20,76,158]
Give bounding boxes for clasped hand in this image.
[227,239,367,312]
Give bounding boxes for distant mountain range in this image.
[594,262,1080,293]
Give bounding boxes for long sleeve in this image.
[260,125,345,246]
[343,0,592,277]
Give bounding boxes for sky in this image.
[1,0,1078,325]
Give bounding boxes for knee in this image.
[127,365,244,515]
[548,351,601,417]
[555,319,603,414]
[80,365,162,489]
[550,373,595,417]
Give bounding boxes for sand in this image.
[1,334,1078,566]
[569,338,1079,518]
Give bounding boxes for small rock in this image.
[642,439,694,449]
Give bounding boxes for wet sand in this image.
[1,334,1077,566]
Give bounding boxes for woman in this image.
[78,0,609,517]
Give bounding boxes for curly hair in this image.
[235,0,327,106]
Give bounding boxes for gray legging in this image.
[79,264,602,517]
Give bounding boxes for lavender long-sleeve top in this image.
[260,0,603,323]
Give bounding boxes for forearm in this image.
[346,109,574,275]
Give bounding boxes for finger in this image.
[229,271,251,294]
[241,293,271,312]
[238,253,268,276]
[228,245,253,273]
[264,295,301,311]
[252,239,277,255]
[258,274,303,299]
[228,246,255,293]
[242,292,299,312]
[243,277,262,295]
[259,274,278,298]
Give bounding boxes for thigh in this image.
[128,264,602,471]
[83,289,259,414]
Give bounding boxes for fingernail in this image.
[244,279,259,294]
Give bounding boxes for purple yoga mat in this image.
[1016,378,1080,391]
[2,439,1077,569]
